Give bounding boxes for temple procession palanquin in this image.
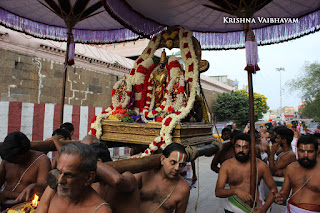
[90,26,215,155]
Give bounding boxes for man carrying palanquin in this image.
[275,135,320,213]
[0,131,51,209]
[91,142,139,213]
[36,143,111,213]
[211,129,241,173]
[215,133,277,213]
[134,143,190,213]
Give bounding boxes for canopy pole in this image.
[60,25,73,124]
[242,22,257,207]
[248,70,257,207]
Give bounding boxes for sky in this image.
[201,31,320,111]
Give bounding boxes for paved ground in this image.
[186,156,225,213]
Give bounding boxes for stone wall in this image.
[0,46,230,112]
[0,48,118,107]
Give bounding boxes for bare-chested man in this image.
[269,127,296,177]
[0,132,51,209]
[254,129,270,163]
[36,143,111,213]
[59,122,74,139]
[91,142,139,213]
[260,127,269,142]
[134,143,190,213]
[82,134,100,145]
[275,135,320,212]
[268,127,297,212]
[215,133,277,213]
[313,133,320,161]
[211,130,241,173]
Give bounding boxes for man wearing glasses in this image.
[215,133,277,213]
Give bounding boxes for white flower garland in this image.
[133,58,154,113]
[89,113,108,139]
[90,27,200,151]
[144,56,184,119]
[111,78,133,108]
[165,74,185,112]
[89,34,161,138]
[142,27,200,156]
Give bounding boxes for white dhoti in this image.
[286,200,320,213]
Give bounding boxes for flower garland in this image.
[90,26,200,151]
[111,78,133,108]
[142,27,200,156]
[165,73,185,112]
[132,58,155,113]
[143,56,184,119]
[140,64,159,114]
[163,57,185,112]
[89,34,161,138]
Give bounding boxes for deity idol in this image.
[150,50,168,108]
[115,76,127,102]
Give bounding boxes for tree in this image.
[299,97,320,120]
[213,90,269,126]
[288,62,320,120]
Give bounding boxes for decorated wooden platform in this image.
[100,120,214,146]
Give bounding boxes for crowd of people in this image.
[0,121,319,213]
[212,122,320,213]
[0,123,191,213]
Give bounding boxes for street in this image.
[186,156,224,213]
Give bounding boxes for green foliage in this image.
[127,110,137,117]
[120,116,134,123]
[299,94,320,121]
[288,62,320,120]
[213,90,269,126]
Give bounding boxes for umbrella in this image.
[1,0,319,48]
[1,0,320,204]
[0,0,142,124]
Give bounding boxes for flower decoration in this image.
[142,27,200,156]
[162,28,179,49]
[90,27,200,154]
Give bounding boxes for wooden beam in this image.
[0,140,81,152]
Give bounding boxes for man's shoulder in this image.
[91,193,112,213]
[177,177,190,192]
[257,158,268,167]
[257,158,271,172]
[286,161,299,172]
[173,177,190,199]
[31,151,49,158]
[31,151,50,167]
[283,150,296,157]
[135,169,156,181]
[94,202,111,213]
[221,157,235,166]
[277,151,296,162]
